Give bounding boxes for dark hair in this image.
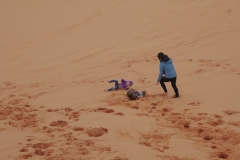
[127,88,137,100]
[157,52,165,60]
[158,52,170,62]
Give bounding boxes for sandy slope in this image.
[1,0,240,160]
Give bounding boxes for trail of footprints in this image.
[102,91,240,159]
[0,93,129,160]
[1,78,240,159]
[184,58,239,76]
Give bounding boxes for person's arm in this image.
[156,63,164,83]
[121,78,126,83]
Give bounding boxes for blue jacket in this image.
[157,58,177,82]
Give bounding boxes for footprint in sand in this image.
[151,101,160,106]
[216,152,228,159]
[197,59,239,76]
[50,120,68,127]
[188,101,201,106]
[33,143,51,149]
[207,118,224,126]
[138,78,147,84]
[197,128,204,134]
[34,149,45,156]
[86,127,108,137]
[8,94,16,98]
[28,92,47,99]
[228,121,240,127]
[145,59,150,62]
[46,108,59,112]
[224,110,238,115]
[68,111,80,120]
[96,107,115,113]
[195,69,203,74]
[8,99,22,105]
[183,121,191,129]
[111,157,128,160]
[203,135,213,141]
[20,147,28,152]
[139,132,171,153]
[73,127,84,131]
[20,153,33,159]
[4,81,13,86]
[213,114,222,118]
[114,112,124,116]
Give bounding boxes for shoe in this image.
[173,95,179,98]
[141,90,146,97]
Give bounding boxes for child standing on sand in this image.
[106,78,133,91]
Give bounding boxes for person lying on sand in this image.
[127,88,146,100]
[106,78,133,91]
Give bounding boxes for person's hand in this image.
[156,81,159,85]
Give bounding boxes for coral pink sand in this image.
[1,0,240,160]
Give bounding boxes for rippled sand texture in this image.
[1,0,240,160]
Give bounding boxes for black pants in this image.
[160,77,179,97]
[108,80,119,91]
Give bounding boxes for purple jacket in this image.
[119,79,133,90]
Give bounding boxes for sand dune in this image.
[1,0,240,159]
